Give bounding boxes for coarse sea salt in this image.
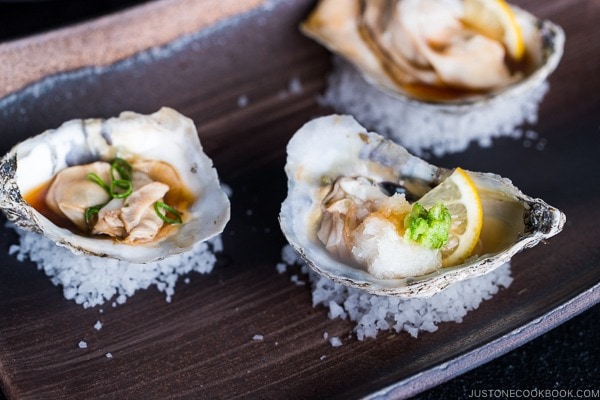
[277,245,513,341]
[237,94,249,108]
[8,223,222,309]
[320,57,549,157]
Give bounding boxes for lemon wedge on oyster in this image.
[418,167,483,267]
[463,0,525,60]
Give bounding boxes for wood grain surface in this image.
[0,0,265,99]
[0,0,598,398]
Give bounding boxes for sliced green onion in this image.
[85,159,186,231]
[110,179,133,198]
[111,158,133,181]
[87,172,110,193]
[154,201,182,224]
[84,204,105,227]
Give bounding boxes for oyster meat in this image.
[279,115,565,297]
[0,107,230,263]
[301,0,564,104]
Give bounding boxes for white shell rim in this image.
[279,115,566,298]
[0,107,231,264]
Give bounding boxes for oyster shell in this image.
[279,115,565,297]
[301,0,565,105]
[0,107,230,263]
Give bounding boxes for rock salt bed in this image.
[8,224,222,308]
[311,264,513,340]
[277,245,513,341]
[320,57,549,157]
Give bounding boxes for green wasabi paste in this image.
[404,202,452,249]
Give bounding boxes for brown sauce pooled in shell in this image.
[23,159,195,244]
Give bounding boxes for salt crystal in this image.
[288,77,303,95]
[536,138,547,151]
[252,334,264,341]
[8,245,19,255]
[328,300,347,320]
[281,245,301,265]
[94,321,103,331]
[329,337,343,347]
[78,341,88,349]
[221,183,233,198]
[294,279,306,287]
[237,95,249,108]
[105,353,113,359]
[525,130,539,140]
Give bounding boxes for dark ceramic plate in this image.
[0,0,598,398]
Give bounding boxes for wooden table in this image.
[0,0,598,398]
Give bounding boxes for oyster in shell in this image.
[301,0,564,105]
[0,107,230,263]
[279,115,565,297]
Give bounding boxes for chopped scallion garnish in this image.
[85,158,184,230]
[154,201,182,224]
[84,204,105,227]
[111,158,133,181]
[87,172,110,193]
[110,179,133,198]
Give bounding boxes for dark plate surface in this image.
[0,0,598,398]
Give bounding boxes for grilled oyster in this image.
[279,115,565,297]
[0,107,230,263]
[301,0,564,105]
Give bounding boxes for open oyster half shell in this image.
[301,0,565,106]
[0,107,230,263]
[279,115,565,297]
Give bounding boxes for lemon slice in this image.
[418,168,483,267]
[463,0,525,60]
